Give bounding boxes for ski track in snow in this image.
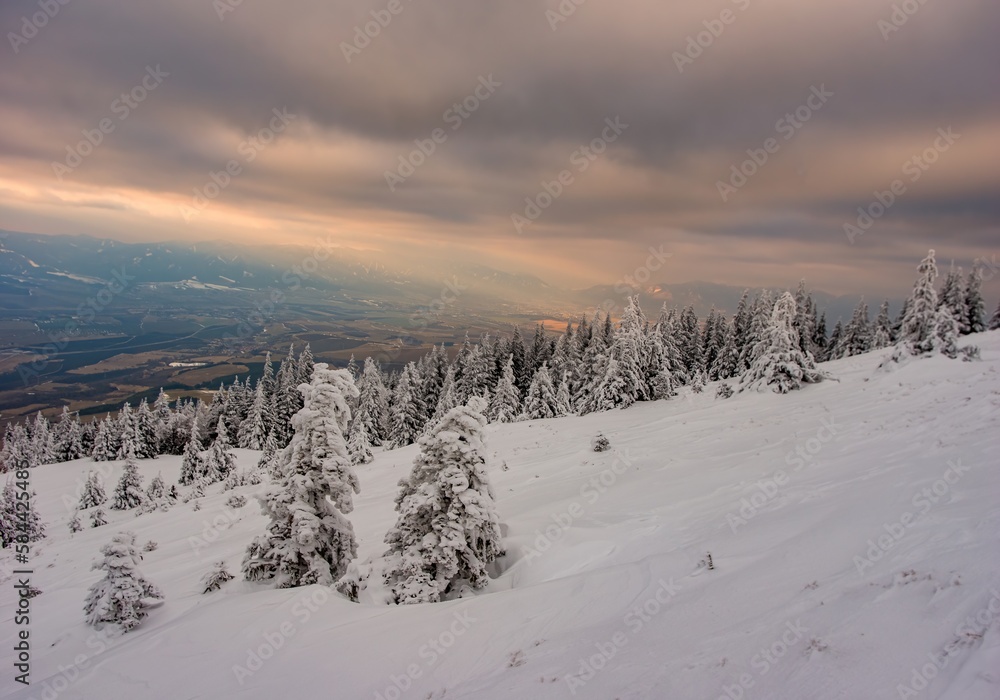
[3,333,1000,700]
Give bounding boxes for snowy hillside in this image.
[3,333,1000,700]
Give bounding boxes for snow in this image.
[3,332,1000,699]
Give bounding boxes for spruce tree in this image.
[740,292,826,393]
[355,357,389,446]
[78,472,108,509]
[939,265,969,334]
[202,419,236,484]
[179,415,203,486]
[111,454,145,510]
[1,481,45,548]
[965,263,986,334]
[990,297,1000,331]
[380,398,503,605]
[388,363,427,448]
[520,363,559,420]
[238,381,268,450]
[872,300,893,349]
[84,531,163,632]
[347,418,374,465]
[488,355,521,423]
[242,364,360,588]
[896,249,940,356]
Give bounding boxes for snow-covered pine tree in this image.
[964,263,986,334]
[431,365,459,423]
[134,400,159,459]
[110,454,145,510]
[347,417,374,465]
[201,561,234,593]
[834,298,871,358]
[242,364,360,588]
[520,363,559,420]
[933,306,960,359]
[738,291,773,371]
[90,508,107,528]
[178,415,203,485]
[84,531,163,632]
[202,418,236,484]
[608,296,648,407]
[678,306,704,377]
[78,471,107,509]
[29,412,56,466]
[1,480,45,548]
[379,398,503,605]
[55,407,85,462]
[114,404,137,460]
[939,264,969,335]
[297,343,315,385]
[895,249,940,357]
[257,427,279,475]
[388,362,428,447]
[740,291,826,394]
[872,300,893,349]
[488,355,521,423]
[91,417,118,462]
[554,371,574,416]
[1,424,35,473]
[146,472,166,501]
[69,512,82,533]
[238,380,268,450]
[355,356,389,446]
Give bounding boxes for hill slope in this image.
[3,333,1000,700]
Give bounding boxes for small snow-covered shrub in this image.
[90,509,107,528]
[716,382,734,399]
[591,433,610,452]
[201,561,234,594]
[69,513,83,533]
[225,493,247,509]
[143,540,158,552]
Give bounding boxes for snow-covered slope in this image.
[3,333,1000,700]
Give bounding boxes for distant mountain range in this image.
[0,230,889,323]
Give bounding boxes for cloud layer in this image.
[2,0,998,297]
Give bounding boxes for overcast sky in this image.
[1,0,998,298]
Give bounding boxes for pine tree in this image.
[964,263,986,334]
[242,364,360,588]
[933,306,959,359]
[115,404,137,461]
[740,292,826,394]
[347,418,374,465]
[520,363,559,420]
[78,472,108,509]
[739,291,773,371]
[29,411,56,466]
[111,454,145,510]
[134,400,159,458]
[380,398,503,605]
[179,416,203,485]
[257,427,279,474]
[488,355,521,423]
[872,300,893,349]
[896,249,940,356]
[91,417,119,462]
[84,531,163,632]
[388,363,428,447]
[146,472,166,501]
[69,512,82,533]
[608,296,649,407]
[90,508,107,528]
[555,371,574,416]
[355,357,389,446]
[432,366,459,422]
[238,381,268,450]
[939,265,969,334]
[202,419,236,484]
[55,407,85,462]
[1,481,45,548]
[1,424,35,473]
[835,298,871,358]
